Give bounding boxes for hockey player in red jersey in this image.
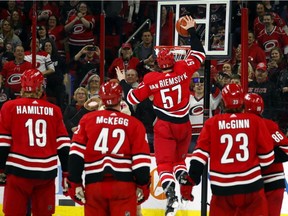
[0,69,70,216]
[117,15,205,216]
[67,81,151,216]
[188,84,274,216]
[244,93,288,216]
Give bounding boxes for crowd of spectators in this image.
[0,0,288,150]
[208,1,288,135]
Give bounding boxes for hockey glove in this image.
[62,172,69,196]
[179,173,195,201]
[68,180,86,205]
[136,182,150,204]
[0,170,6,186]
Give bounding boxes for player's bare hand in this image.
[116,66,125,81]
[181,15,196,30]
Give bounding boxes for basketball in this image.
[176,17,189,37]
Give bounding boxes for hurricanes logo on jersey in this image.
[7,74,22,86]
[189,104,204,116]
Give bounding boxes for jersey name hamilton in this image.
[16,105,54,116]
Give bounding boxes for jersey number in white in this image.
[221,133,249,164]
[25,119,47,147]
[94,128,125,154]
[160,84,182,109]
[271,131,284,143]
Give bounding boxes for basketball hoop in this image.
[154,46,191,62]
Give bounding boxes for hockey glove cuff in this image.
[68,180,86,205]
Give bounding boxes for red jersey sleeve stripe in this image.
[187,50,206,63]
[0,135,12,139]
[69,150,84,159]
[127,89,140,105]
[258,151,274,167]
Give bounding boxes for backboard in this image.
[156,0,232,60]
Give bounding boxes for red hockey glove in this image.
[62,172,69,196]
[179,173,195,201]
[136,182,150,205]
[0,169,6,186]
[67,180,86,205]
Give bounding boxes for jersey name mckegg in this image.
[96,116,129,126]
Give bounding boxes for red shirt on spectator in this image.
[65,15,95,47]
[108,57,140,79]
[254,12,286,38]
[257,26,288,59]
[248,41,267,69]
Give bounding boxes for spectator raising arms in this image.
[70,44,100,90]
[64,2,95,58]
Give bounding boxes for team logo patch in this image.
[7,74,22,85]
[189,105,204,116]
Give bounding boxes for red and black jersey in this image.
[189,113,274,196]
[0,98,70,179]
[65,15,95,46]
[262,118,288,192]
[127,50,205,123]
[254,13,286,38]
[0,60,32,94]
[257,26,288,58]
[69,109,151,186]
